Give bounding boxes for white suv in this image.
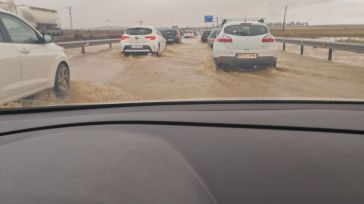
[213,21,277,68]
[0,10,70,105]
[120,26,167,57]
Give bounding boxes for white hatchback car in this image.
[0,10,70,105]
[183,30,195,38]
[120,26,166,57]
[213,21,277,68]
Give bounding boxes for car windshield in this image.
[126,27,152,35]
[0,0,364,110]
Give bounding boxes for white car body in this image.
[213,21,277,67]
[183,30,194,38]
[0,10,70,105]
[120,26,166,55]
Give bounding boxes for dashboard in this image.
[0,101,364,204]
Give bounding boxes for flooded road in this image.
[5,38,364,107]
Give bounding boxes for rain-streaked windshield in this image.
[0,0,364,109]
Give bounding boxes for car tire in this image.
[155,45,161,57]
[273,59,277,68]
[215,61,224,69]
[53,63,70,98]
[124,52,130,57]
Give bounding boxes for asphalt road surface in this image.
[6,38,364,107]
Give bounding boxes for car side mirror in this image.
[43,35,53,43]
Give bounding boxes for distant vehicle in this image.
[183,30,194,38]
[201,30,211,43]
[161,29,182,44]
[0,1,63,36]
[208,28,222,47]
[0,10,70,105]
[120,26,167,57]
[213,21,277,68]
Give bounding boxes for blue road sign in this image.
[204,15,214,23]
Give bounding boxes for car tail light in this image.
[262,34,275,43]
[216,34,232,43]
[145,36,157,40]
[120,35,129,40]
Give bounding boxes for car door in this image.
[0,13,54,93]
[0,16,22,103]
[156,29,166,50]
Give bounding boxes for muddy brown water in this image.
[2,38,364,108]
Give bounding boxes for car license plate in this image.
[237,54,257,59]
[167,39,174,42]
[131,45,143,49]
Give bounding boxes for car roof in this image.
[223,21,267,27]
[127,26,156,29]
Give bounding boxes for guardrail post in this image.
[81,46,86,53]
[283,43,286,51]
[300,45,304,55]
[328,49,333,61]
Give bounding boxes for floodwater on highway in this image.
[3,38,364,108]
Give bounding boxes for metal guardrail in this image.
[276,37,364,60]
[57,38,120,53]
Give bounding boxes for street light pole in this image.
[282,5,288,33]
[66,6,73,30]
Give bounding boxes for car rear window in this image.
[203,31,211,36]
[210,30,221,38]
[163,30,177,35]
[126,28,153,35]
[224,24,268,36]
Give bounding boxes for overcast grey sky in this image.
[14,0,364,28]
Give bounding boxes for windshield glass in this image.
[0,0,364,109]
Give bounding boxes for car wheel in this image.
[124,52,130,57]
[215,61,224,69]
[54,63,70,98]
[155,45,161,57]
[273,59,277,68]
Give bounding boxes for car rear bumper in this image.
[122,45,155,53]
[213,44,278,58]
[166,38,179,43]
[214,56,277,66]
